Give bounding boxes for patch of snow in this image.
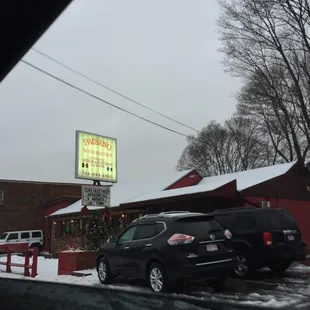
[199,161,296,191]
[121,162,297,205]
[124,180,231,204]
[292,263,310,270]
[60,249,85,253]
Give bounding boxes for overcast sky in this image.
[0,0,241,184]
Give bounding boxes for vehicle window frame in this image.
[235,213,257,233]
[21,232,30,239]
[0,233,8,240]
[117,225,138,243]
[133,222,159,241]
[262,211,297,230]
[130,221,167,241]
[213,214,235,231]
[32,231,42,238]
[7,233,19,241]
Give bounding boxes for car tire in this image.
[234,251,252,278]
[148,263,169,293]
[97,257,113,285]
[208,276,227,289]
[268,261,291,276]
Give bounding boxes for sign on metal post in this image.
[75,130,117,183]
[82,185,111,207]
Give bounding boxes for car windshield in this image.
[0,233,7,240]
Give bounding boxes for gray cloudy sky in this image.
[0,0,240,184]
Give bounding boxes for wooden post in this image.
[6,250,11,273]
[24,248,30,277]
[31,247,38,278]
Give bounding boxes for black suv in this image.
[96,211,237,292]
[208,207,307,278]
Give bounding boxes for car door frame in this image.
[20,231,31,244]
[110,224,139,276]
[121,220,167,279]
[7,232,20,244]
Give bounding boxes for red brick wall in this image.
[243,196,310,252]
[168,170,202,189]
[0,181,81,236]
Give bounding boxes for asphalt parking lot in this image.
[180,265,310,309]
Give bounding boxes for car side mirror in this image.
[109,236,117,244]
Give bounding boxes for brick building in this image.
[0,180,81,252]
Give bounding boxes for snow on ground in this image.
[0,255,145,292]
[1,255,310,308]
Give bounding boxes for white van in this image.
[0,230,44,249]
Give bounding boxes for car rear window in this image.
[214,214,233,230]
[264,210,298,230]
[32,231,42,238]
[175,216,223,235]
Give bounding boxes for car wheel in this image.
[269,261,291,276]
[148,263,169,293]
[234,251,251,278]
[97,257,113,284]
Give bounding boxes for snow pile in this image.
[0,255,98,286]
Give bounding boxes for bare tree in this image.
[236,66,309,162]
[177,119,271,176]
[218,0,310,161]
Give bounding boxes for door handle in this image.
[124,246,130,250]
[145,244,152,247]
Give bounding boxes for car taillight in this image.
[167,234,195,245]
[224,229,232,239]
[263,232,272,246]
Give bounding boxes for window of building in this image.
[0,190,4,205]
[55,219,85,238]
[21,232,30,239]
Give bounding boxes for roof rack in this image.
[142,214,158,218]
[141,211,192,219]
[214,207,256,213]
[159,211,190,215]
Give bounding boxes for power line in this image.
[21,59,190,138]
[31,47,198,132]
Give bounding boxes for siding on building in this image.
[167,170,202,189]
[0,180,81,236]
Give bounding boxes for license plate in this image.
[288,235,295,241]
[206,244,218,252]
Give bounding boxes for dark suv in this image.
[96,211,237,292]
[208,207,307,278]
